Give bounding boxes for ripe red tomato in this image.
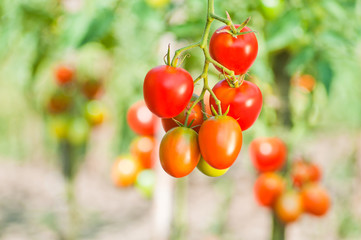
[209,25,258,75]
[111,155,142,187]
[275,191,303,223]
[143,65,194,118]
[254,172,285,207]
[210,80,262,131]
[127,100,159,136]
[130,136,157,169]
[249,137,287,172]
[198,115,242,169]
[48,90,72,114]
[82,79,103,99]
[159,127,201,178]
[301,184,330,216]
[292,160,321,187]
[54,64,74,85]
[161,94,204,133]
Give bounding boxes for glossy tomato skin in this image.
[162,94,204,133]
[159,127,200,178]
[254,172,285,207]
[127,100,159,136]
[143,65,194,118]
[198,115,242,169]
[210,80,262,131]
[111,155,142,187]
[197,158,229,177]
[130,136,157,169]
[249,137,287,172]
[301,184,330,216]
[275,191,303,223]
[209,25,258,75]
[54,65,74,85]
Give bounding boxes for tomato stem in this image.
[272,212,286,240]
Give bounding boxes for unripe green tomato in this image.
[49,116,69,139]
[135,169,155,199]
[145,0,170,8]
[67,118,90,145]
[260,0,284,20]
[84,100,107,126]
[197,158,229,177]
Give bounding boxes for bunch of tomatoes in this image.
[47,63,107,145]
[111,100,158,198]
[143,18,262,178]
[250,137,330,224]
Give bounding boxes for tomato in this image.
[209,25,258,75]
[292,160,321,187]
[260,0,285,20]
[249,137,287,172]
[145,0,170,8]
[161,94,204,133]
[210,80,262,131]
[48,116,69,139]
[127,100,159,136]
[292,74,316,93]
[143,65,194,118]
[111,155,142,187]
[48,90,72,114]
[275,191,303,223]
[130,136,157,169]
[301,184,330,216]
[82,79,103,99]
[54,64,74,85]
[197,158,229,177]
[85,100,106,126]
[135,169,155,198]
[67,118,90,145]
[159,127,200,178]
[254,172,285,207]
[198,115,242,169]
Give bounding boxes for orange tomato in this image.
[301,184,330,216]
[130,136,157,169]
[54,64,74,85]
[111,155,142,187]
[275,191,303,223]
[254,172,285,207]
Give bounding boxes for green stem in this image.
[272,212,286,240]
[66,178,78,240]
[171,42,200,67]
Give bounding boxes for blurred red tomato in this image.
[127,100,159,136]
[82,79,103,99]
[54,64,74,85]
[48,90,72,114]
[254,172,285,207]
[292,160,321,187]
[130,136,157,169]
[111,155,142,187]
[301,184,330,216]
[275,191,303,223]
[292,74,316,93]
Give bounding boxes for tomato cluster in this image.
[142,18,262,178]
[47,63,107,145]
[250,137,331,224]
[111,101,159,198]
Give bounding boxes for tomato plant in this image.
[209,25,258,75]
[67,118,90,145]
[48,90,72,114]
[127,100,159,136]
[111,155,142,187]
[162,94,204,133]
[84,100,106,126]
[130,136,157,169]
[159,127,200,178]
[275,191,303,223]
[143,65,194,118]
[197,158,229,177]
[249,137,287,172]
[54,64,74,85]
[254,172,285,207]
[198,116,242,169]
[210,79,262,131]
[301,184,330,216]
[82,79,103,99]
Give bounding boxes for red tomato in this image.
[292,160,321,187]
[275,191,303,223]
[47,90,72,114]
[111,155,142,187]
[209,25,258,75]
[198,115,243,169]
[308,163,321,182]
[130,136,157,169]
[143,65,194,118]
[159,127,201,178]
[161,94,204,133]
[82,79,103,99]
[254,172,285,207]
[301,184,330,216]
[210,80,262,131]
[127,100,159,136]
[249,137,287,172]
[54,64,74,85]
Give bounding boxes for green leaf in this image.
[316,59,333,95]
[286,46,315,75]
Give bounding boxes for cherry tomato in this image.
[54,64,74,85]
[130,136,157,169]
[292,160,321,187]
[210,80,262,131]
[275,191,303,223]
[249,137,287,172]
[111,155,142,187]
[198,115,242,169]
[82,79,103,99]
[127,100,159,136]
[85,100,106,126]
[254,172,285,207]
[48,116,69,139]
[143,65,194,118]
[161,94,204,133]
[135,169,155,199]
[301,184,330,216]
[67,118,90,145]
[292,74,316,93]
[159,127,200,178]
[145,0,170,8]
[308,163,321,182]
[48,90,72,114]
[209,25,258,75]
[260,0,285,20]
[197,158,229,177]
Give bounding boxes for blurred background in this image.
[0,0,361,239]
